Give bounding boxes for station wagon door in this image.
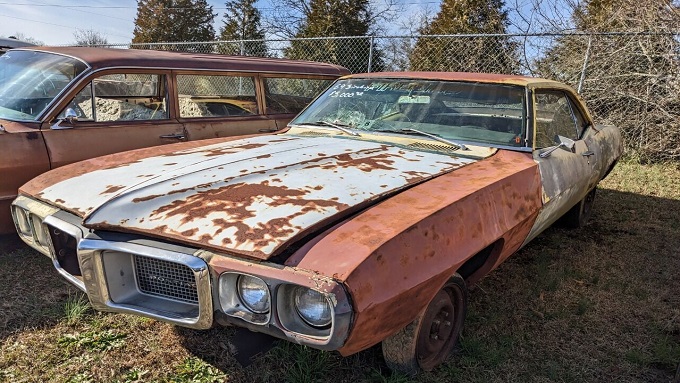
[176,73,278,140]
[41,71,186,169]
[524,88,596,243]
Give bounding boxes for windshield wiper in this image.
[297,120,361,136]
[376,128,469,151]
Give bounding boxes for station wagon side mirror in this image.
[51,108,78,130]
[539,135,576,158]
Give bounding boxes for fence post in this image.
[240,40,245,56]
[577,35,593,93]
[367,36,375,73]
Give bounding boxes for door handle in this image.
[581,151,595,157]
[160,133,186,140]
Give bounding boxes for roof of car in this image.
[0,37,36,51]
[14,46,350,76]
[347,71,565,87]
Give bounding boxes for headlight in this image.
[30,214,50,248]
[13,206,31,236]
[236,275,270,314]
[294,286,332,328]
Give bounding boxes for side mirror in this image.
[539,135,576,158]
[51,108,78,130]
[64,108,78,124]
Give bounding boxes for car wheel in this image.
[382,273,468,375]
[561,187,597,228]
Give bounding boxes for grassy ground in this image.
[1,161,679,383]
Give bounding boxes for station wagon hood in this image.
[27,135,482,259]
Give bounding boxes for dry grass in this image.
[1,161,679,382]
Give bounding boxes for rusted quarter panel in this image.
[285,150,542,355]
[0,121,49,232]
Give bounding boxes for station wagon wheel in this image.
[561,187,597,228]
[382,273,468,375]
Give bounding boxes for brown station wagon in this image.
[0,47,348,232]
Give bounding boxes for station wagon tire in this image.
[382,273,468,375]
[562,187,597,228]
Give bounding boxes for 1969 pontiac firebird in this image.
[12,72,622,373]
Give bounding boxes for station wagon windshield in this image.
[0,51,87,121]
[292,78,527,148]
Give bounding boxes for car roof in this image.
[14,46,350,76]
[346,71,565,87]
[0,37,36,51]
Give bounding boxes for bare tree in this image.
[7,33,44,46]
[73,29,109,46]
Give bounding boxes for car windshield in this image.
[0,50,87,121]
[291,78,527,148]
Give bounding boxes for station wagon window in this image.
[264,77,334,114]
[534,90,580,149]
[61,73,168,122]
[177,74,258,118]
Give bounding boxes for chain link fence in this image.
[82,33,680,161]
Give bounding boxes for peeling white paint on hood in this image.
[35,135,478,259]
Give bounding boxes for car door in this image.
[523,88,596,243]
[41,70,186,169]
[175,72,278,140]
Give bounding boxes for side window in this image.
[176,74,258,118]
[263,77,333,114]
[568,97,588,138]
[534,90,579,148]
[60,73,168,122]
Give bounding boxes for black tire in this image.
[561,187,597,229]
[382,274,468,375]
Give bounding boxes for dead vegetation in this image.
[0,161,679,382]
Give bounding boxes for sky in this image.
[0,0,441,46]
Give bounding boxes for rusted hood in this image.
[30,135,479,259]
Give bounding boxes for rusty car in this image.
[0,47,348,233]
[12,72,622,373]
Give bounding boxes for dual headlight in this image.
[220,273,332,329]
[12,205,51,252]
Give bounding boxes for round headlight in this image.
[236,275,270,314]
[294,286,332,328]
[14,207,31,235]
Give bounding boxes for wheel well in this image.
[456,239,504,282]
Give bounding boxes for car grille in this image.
[134,255,199,304]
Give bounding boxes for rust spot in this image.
[132,194,165,203]
[257,154,272,159]
[181,228,198,237]
[55,198,65,204]
[149,182,350,248]
[101,185,125,195]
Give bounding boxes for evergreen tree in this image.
[410,0,518,73]
[132,0,216,47]
[218,0,268,56]
[284,0,384,73]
